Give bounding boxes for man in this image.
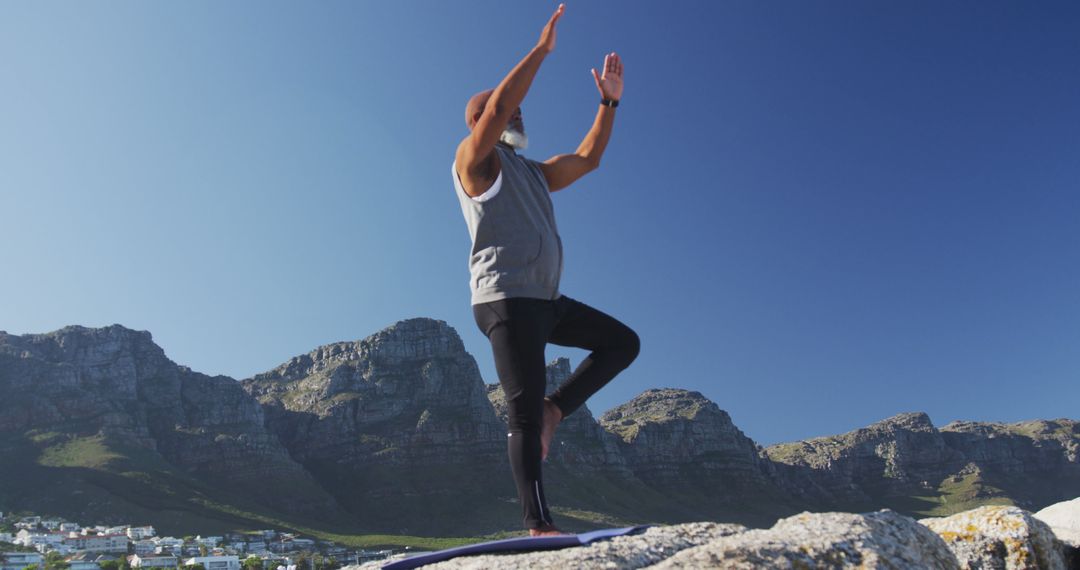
[451,4,640,536]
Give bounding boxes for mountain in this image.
[764,412,1080,515]
[0,325,351,535]
[239,318,514,534]
[1,320,1078,539]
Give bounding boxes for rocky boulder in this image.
[355,505,1080,569]
[380,522,747,570]
[652,510,957,569]
[354,509,962,569]
[1036,496,1080,548]
[921,505,1069,569]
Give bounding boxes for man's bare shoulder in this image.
[455,140,501,198]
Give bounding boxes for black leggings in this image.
[473,294,641,529]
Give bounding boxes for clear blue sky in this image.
[2,1,1077,445]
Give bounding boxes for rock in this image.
[921,505,1068,569]
[1035,496,1080,548]
[649,510,957,569]
[350,506,1080,569]
[346,522,746,570]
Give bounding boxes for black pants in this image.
[473,294,641,529]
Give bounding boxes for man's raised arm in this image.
[540,52,624,192]
[456,4,565,197]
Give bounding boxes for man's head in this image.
[465,88,529,150]
[465,89,495,130]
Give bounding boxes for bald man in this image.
[451,4,639,535]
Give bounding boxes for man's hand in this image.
[540,51,623,192]
[536,4,565,55]
[592,52,624,101]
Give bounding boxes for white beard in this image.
[500,128,529,150]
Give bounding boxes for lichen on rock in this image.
[921,505,1069,570]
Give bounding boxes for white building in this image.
[59,524,81,534]
[183,556,240,570]
[63,533,129,554]
[1,552,45,570]
[43,544,77,556]
[16,530,65,550]
[152,538,183,554]
[126,528,156,541]
[40,521,63,531]
[133,540,157,556]
[130,555,178,568]
[65,552,101,570]
[194,537,222,549]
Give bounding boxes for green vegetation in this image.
[25,431,62,445]
[96,559,128,570]
[185,496,479,550]
[601,392,709,442]
[1004,419,1078,441]
[43,551,69,570]
[330,393,361,404]
[0,541,36,553]
[37,435,122,469]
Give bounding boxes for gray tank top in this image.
[452,144,564,305]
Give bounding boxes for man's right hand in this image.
[536,4,565,55]
[456,4,564,198]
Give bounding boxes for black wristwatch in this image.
[601,98,620,108]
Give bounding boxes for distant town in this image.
[0,512,395,570]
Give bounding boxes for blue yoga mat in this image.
[381,525,652,569]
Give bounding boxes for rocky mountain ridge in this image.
[1,320,1078,537]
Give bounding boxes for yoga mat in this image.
[381,525,652,569]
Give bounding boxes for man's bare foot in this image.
[541,398,563,461]
[529,524,567,536]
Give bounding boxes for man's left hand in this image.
[592,52,624,101]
